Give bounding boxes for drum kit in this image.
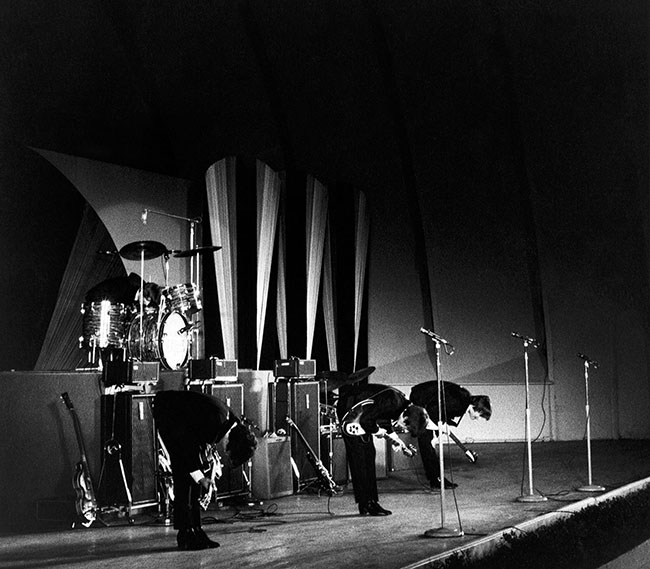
[80,240,220,370]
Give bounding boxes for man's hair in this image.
[402,404,429,438]
[470,395,492,420]
[226,423,258,467]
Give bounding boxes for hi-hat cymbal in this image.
[173,246,222,258]
[119,241,169,261]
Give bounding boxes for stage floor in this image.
[2,440,650,569]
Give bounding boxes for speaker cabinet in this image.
[288,381,321,487]
[320,433,348,485]
[251,436,293,499]
[208,384,248,498]
[268,381,292,435]
[239,369,273,434]
[99,394,157,511]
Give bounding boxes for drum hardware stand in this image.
[420,328,463,539]
[141,207,204,359]
[512,332,547,503]
[576,353,605,493]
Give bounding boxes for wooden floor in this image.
[2,440,650,569]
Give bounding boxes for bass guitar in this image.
[341,399,418,457]
[285,416,338,495]
[199,443,222,511]
[60,392,98,527]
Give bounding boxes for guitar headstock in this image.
[60,392,74,410]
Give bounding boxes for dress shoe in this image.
[430,477,458,490]
[359,500,392,516]
[194,527,220,548]
[177,528,208,551]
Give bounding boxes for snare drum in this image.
[127,311,190,370]
[80,301,130,349]
[162,283,202,316]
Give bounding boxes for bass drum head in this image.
[158,311,190,370]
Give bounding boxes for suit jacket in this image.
[337,384,410,435]
[154,390,236,473]
[409,381,471,427]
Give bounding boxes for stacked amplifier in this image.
[270,359,321,492]
[187,358,248,499]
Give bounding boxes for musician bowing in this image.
[407,380,492,490]
[153,390,257,551]
[337,384,429,516]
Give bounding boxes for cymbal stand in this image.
[421,330,463,539]
[512,332,547,502]
[577,354,605,492]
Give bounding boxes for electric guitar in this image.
[341,400,418,457]
[198,443,222,511]
[286,416,338,495]
[60,392,98,527]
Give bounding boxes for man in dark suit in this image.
[153,390,257,550]
[336,384,428,516]
[407,381,491,489]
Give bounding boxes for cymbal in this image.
[316,370,350,391]
[347,366,376,383]
[119,241,169,261]
[173,245,222,258]
[317,366,376,391]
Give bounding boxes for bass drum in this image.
[127,311,189,370]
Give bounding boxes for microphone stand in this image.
[422,330,463,539]
[512,333,547,502]
[576,354,605,493]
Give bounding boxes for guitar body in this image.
[199,444,222,511]
[341,400,417,457]
[61,392,98,527]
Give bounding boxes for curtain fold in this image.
[255,160,281,370]
[305,176,328,359]
[275,187,288,360]
[35,203,125,371]
[353,191,369,371]
[205,157,238,360]
[321,224,338,371]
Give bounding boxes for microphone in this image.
[141,209,148,225]
[511,332,540,348]
[178,323,195,335]
[420,328,454,354]
[577,353,599,368]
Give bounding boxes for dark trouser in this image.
[169,465,201,531]
[342,434,378,505]
[417,430,440,484]
[153,395,202,531]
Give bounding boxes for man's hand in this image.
[199,476,213,491]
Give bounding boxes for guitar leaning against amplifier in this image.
[60,392,98,528]
[285,416,338,495]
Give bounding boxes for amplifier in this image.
[189,358,238,381]
[103,361,159,386]
[273,359,316,379]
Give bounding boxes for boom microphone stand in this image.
[420,328,463,539]
[512,332,547,502]
[576,353,605,493]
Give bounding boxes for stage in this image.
[2,439,650,569]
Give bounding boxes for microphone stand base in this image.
[424,526,464,539]
[577,484,605,493]
[516,493,547,503]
